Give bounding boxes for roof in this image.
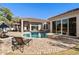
[48,8,79,20]
[22,18,49,23]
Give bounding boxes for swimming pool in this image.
[23,32,48,38]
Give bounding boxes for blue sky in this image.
[0,3,79,19]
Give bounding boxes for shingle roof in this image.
[22,18,49,23]
[48,8,79,20]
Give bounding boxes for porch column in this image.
[67,19,69,35]
[61,20,63,35]
[77,16,79,37]
[38,25,41,30]
[50,21,52,33]
[30,24,31,31]
[17,25,18,31]
[21,19,23,35]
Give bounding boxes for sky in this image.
[0,3,79,19]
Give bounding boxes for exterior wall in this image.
[49,10,79,21]
[21,20,50,32]
[42,22,50,32]
[49,12,79,37]
[11,22,21,32]
[21,19,23,33]
[50,21,52,33]
[76,15,79,37]
[29,22,42,31]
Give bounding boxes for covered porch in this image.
[11,18,50,33]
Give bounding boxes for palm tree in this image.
[0,7,13,21]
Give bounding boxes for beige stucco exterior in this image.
[12,18,50,33]
[76,15,79,37]
[48,9,79,37]
[11,8,79,37]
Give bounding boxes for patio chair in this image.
[11,37,25,53]
[24,39,32,46]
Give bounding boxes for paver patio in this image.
[0,37,77,55]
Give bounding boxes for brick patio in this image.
[0,37,76,55]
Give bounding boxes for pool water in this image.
[23,32,48,38]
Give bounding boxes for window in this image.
[57,20,61,34]
[44,24,48,29]
[31,24,39,31]
[52,21,56,33]
[52,17,76,36]
[62,19,68,35]
[69,17,76,36]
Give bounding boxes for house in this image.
[48,8,79,37]
[12,18,50,32]
[11,8,79,37]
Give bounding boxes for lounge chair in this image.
[24,39,32,46]
[11,37,32,53]
[11,37,25,53]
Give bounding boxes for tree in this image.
[0,7,13,21]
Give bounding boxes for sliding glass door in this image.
[57,20,61,34]
[62,19,68,35]
[52,17,76,36]
[69,17,76,36]
[52,21,56,33]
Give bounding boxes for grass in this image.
[51,49,79,55]
[44,40,79,55]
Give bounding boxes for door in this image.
[69,17,76,36]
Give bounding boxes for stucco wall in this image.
[49,12,79,37]
[76,15,79,37]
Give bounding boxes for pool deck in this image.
[0,32,77,55]
[6,32,22,37]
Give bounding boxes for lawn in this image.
[51,49,79,55]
